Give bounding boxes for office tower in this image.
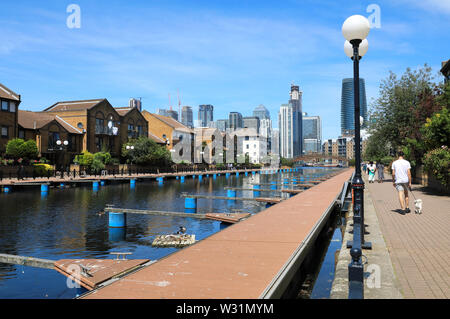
[228,112,243,131]
[215,119,228,132]
[278,84,303,158]
[253,104,270,120]
[129,98,142,111]
[167,109,178,121]
[198,104,214,127]
[302,114,321,153]
[243,116,260,132]
[156,108,170,117]
[341,78,367,136]
[181,106,193,128]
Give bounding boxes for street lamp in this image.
[342,14,372,300]
[126,145,135,174]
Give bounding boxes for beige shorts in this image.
[395,183,409,192]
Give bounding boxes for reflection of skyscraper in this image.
[181,106,193,128]
[198,104,214,127]
[341,78,367,136]
[278,84,302,158]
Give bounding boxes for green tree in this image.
[74,151,94,167]
[6,139,39,161]
[122,137,172,167]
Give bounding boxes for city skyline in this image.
[1,0,449,141]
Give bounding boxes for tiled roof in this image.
[145,111,192,134]
[148,132,166,144]
[44,99,105,112]
[114,107,133,116]
[0,83,20,101]
[18,110,82,134]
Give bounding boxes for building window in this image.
[95,137,103,151]
[246,144,249,149]
[18,130,25,139]
[9,101,16,112]
[127,124,135,139]
[1,126,8,137]
[1,100,8,111]
[95,118,104,134]
[48,132,60,149]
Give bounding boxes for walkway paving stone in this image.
[365,173,450,299]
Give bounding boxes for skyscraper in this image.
[253,104,270,120]
[198,104,214,127]
[243,116,260,132]
[129,98,142,111]
[229,112,243,131]
[302,114,321,153]
[341,78,367,136]
[278,84,303,158]
[181,106,193,128]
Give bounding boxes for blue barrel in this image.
[176,176,179,180]
[252,171,256,175]
[92,181,99,190]
[180,176,185,183]
[192,175,196,179]
[108,212,126,228]
[213,174,216,179]
[60,183,65,188]
[198,175,203,181]
[236,172,239,177]
[41,184,49,192]
[3,186,10,193]
[283,178,289,185]
[185,197,197,212]
[158,177,164,185]
[270,181,277,190]
[253,184,261,197]
[100,180,105,186]
[130,179,136,188]
[292,179,298,185]
[226,173,230,178]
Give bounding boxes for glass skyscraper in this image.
[278,84,303,158]
[198,104,214,127]
[341,78,367,136]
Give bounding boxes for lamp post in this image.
[342,14,372,299]
[56,139,69,176]
[126,145,135,175]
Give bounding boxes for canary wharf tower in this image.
[341,78,367,136]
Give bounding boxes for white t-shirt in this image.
[392,159,411,184]
[367,164,376,173]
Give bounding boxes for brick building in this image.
[0,83,21,153]
[18,110,83,167]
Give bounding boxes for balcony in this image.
[95,126,118,136]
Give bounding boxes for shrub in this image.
[74,151,94,167]
[423,146,450,186]
[91,158,105,173]
[93,151,112,165]
[5,139,39,161]
[33,163,54,177]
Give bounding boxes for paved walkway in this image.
[365,174,450,299]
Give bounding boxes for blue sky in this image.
[1,0,449,140]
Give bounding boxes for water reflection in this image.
[0,168,335,298]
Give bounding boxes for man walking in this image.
[377,161,384,182]
[392,151,412,214]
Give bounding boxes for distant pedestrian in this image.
[377,161,384,182]
[362,162,367,174]
[392,151,412,215]
[367,161,376,183]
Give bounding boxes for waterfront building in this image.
[114,107,149,146]
[198,104,214,127]
[0,83,20,154]
[17,110,83,167]
[341,78,367,136]
[441,60,450,83]
[44,99,124,157]
[232,127,267,164]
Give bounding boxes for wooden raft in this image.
[152,234,196,248]
[54,258,149,291]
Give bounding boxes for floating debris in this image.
[152,234,196,248]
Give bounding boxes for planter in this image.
[414,165,450,194]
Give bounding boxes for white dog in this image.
[414,199,423,214]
